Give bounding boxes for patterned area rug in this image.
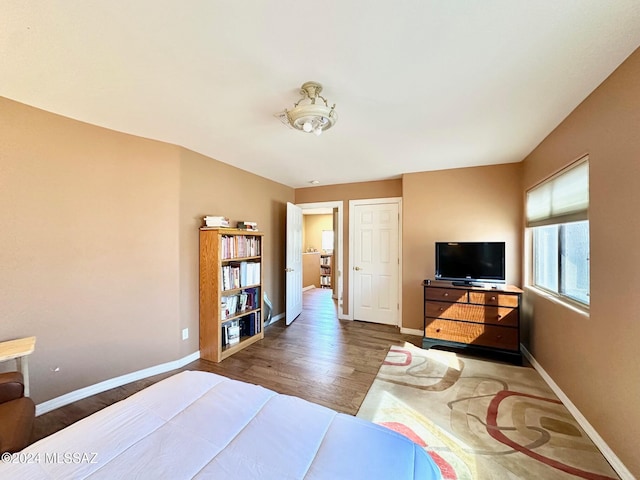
[357,343,618,480]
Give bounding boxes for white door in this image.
[352,203,399,325]
[286,202,303,325]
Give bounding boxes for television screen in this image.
[435,242,505,285]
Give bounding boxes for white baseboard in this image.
[521,345,633,480]
[264,312,285,326]
[35,351,201,416]
[400,327,423,336]
[302,285,316,292]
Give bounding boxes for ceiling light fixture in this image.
[277,81,337,136]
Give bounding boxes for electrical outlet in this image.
[181,328,189,340]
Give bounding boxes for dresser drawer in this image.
[468,291,519,308]
[425,301,518,327]
[425,319,519,351]
[424,288,467,303]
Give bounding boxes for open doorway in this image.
[297,201,344,319]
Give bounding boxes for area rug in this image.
[357,343,619,480]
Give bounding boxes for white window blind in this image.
[526,158,589,227]
[321,230,334,252]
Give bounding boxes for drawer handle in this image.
[496,335,502,339]
[439,307,444,312]
[436,328,441,333]
[497,314,502,320]
[490,296,496,301]
[443,292,449,297]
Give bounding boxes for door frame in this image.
[348,197,403,326]
[297,201,345,320]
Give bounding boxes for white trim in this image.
[524,285,590,317]
[303,285,316,292]
[521,345,633,480]
[35,351,201,416]
[349,197,403,326]
[297,201,345,320]
[400,327,423,336]
[397,200,403,329]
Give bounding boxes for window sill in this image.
[524,285,590,318]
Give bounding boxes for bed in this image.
[0,371,441,479]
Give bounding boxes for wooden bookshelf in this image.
[199,228,264,362]
[320,254,332,288]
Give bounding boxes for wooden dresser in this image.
[422,281,523,364]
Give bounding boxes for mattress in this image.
[1,371,441,479]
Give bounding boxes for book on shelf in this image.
[240,261,260,286]
[221,295,239,319]
[221,287,260,319]
[244,287,259,311]
[238,292,247,311]
[220,234,261,259]
[240,311,261,337]
[222,319,240,346]
[222,262,260,290]
[222,321,228,346]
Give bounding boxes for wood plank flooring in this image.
[32,288,422,443]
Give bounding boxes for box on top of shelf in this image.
[203,215,230,227]
[236,221,259,231]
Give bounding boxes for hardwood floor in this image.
[32,287,422,443]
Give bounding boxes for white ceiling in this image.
[2,1,640,188]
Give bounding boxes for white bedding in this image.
[1,371,441,479]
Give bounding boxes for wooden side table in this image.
[0,336,36,397]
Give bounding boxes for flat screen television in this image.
[435,242,506,286]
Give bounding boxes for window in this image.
[321,230,334,253]
[532,221,589,304]
[527,157,589,306]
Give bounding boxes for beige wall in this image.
[522,47,640,475]
[296,179,402,314]
[295,174,522,328]
[302,253,321,288]
[303,214,333,252]
[402,163,523,331]
[178,148,292,358]
[0,97,293,404]
[0,98,180,403]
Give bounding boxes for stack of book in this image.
[221,263,261,290]
[203,215,230,228]
[240,311,261,337]
[236,221,258,231]
[221,311,261,347]
[221,287,260,319]
[222,319,240,346]
[233,236,260,258]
